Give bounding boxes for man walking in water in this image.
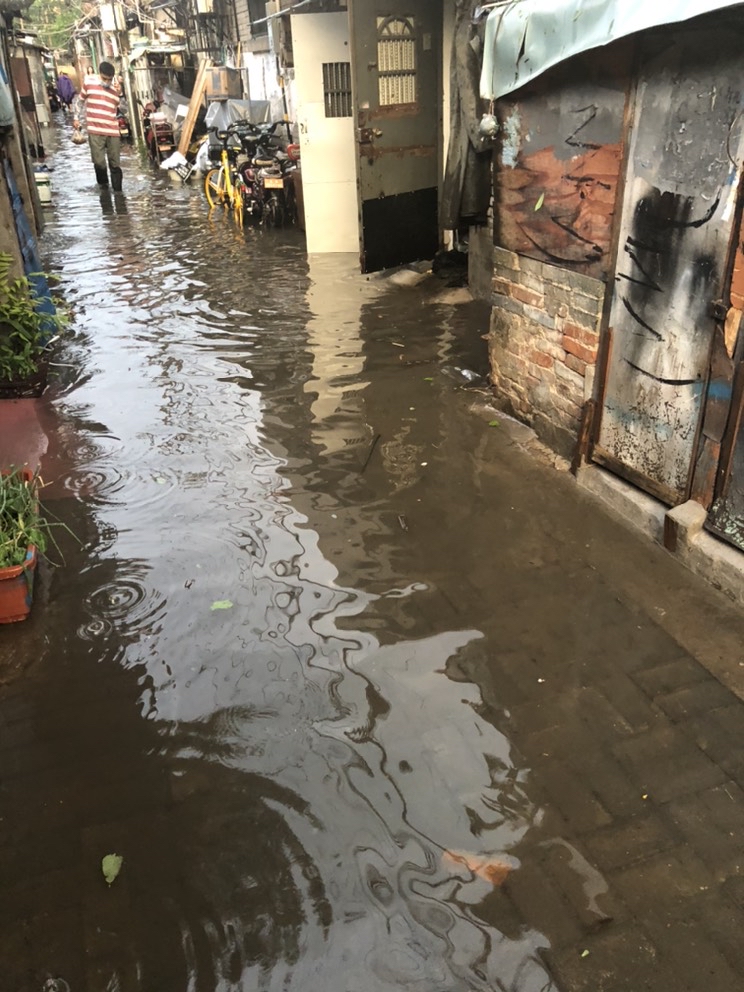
[73,61,124,191]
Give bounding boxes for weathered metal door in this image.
[594,26,744,504]
[348,0,441,272]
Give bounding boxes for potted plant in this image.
[0,252,65,398]
[0,467,45,622]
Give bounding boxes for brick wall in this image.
[488,246,605,457]
[235,0,251,45]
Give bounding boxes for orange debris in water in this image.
[442,850,515,886]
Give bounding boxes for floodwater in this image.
[5,130,556,992]
[3,127,744,992]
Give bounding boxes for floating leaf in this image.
[102,853,123,886]
[580,949,590,959]
[423,377,434,381]
[211,599,233,611]
[534,192,545,211]
[488,420,500,427]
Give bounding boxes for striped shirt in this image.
[79,76,121,137]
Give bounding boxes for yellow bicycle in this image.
[204,125,245,225]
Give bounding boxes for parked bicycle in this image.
[204,124,246,225]
[204,119,300,229]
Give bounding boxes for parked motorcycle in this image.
[234,121,299,227]
[255,147,299,228]
[118,108,133,144]
[142,101,175,161]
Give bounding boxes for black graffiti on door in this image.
[617,188,719,386]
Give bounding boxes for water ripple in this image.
[81,563,166,639]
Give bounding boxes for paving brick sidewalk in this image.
[409,423,744,992]
[466,590,744,991]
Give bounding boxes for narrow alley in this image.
[2,130,744,992]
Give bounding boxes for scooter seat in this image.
[254,158,275,168]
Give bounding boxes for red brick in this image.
[492,276,513,297]
[563,321,598,345]
[563,336,597,364]
[730,247,744,298]
[531,349,554,369]
[564,353,588,376]
[511,285,545,308]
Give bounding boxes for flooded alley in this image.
[3,131,744,992]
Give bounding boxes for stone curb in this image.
[576,464,744,610]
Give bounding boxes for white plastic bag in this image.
[194,138,211,175]
[159,150,188,170]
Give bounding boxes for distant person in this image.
[56,72,75,111]
[73,61,125,191]
[46,81,60,113]
[86,66,95,75]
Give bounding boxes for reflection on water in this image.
[2,131,556,990]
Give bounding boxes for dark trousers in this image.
[88,132,122,191]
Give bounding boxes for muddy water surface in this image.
[2,129,717,992]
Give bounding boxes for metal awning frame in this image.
[480,0,744,100]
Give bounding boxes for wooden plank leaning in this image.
[177,58,212,157]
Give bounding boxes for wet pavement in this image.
[2,126,744,992]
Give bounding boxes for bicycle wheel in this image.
[232,183,244,227]
[205,168,227,208]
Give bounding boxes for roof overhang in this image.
[129,43,187,61]
[480,0,744,100]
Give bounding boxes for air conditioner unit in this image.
[195,0,213,13]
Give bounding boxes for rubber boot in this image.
[110,167,123,192]
[94,164,109,186]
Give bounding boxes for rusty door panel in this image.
[704,193,744,549]
[707,307,744,548]
[349,0,441,272]
[595,24,744,503]
[690,319,738,508]
[707,357,744,549]
[494,42,631,281]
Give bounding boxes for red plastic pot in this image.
[0,544,37,623]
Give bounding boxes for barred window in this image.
[248,0,268,37]
[377,16,416,106]
[323,62,352,118]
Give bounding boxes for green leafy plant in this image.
[0,253,66,383]
[0,468,80,568]
[0,468,47,568]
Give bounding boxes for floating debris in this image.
[102,853,123,886]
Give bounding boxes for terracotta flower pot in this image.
[0,544,37,623]
[0,467,39,623]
